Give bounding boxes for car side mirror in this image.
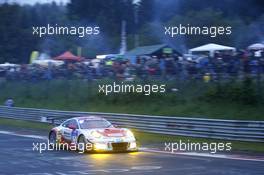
[68,124,77,130]
[113,124,118,128]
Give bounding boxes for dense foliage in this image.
[0,0,263,63]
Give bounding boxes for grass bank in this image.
[0,79,263,120]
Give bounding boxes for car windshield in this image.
[79,119,112,129]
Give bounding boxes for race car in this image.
[48,116,138,152]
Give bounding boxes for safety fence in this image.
[0,106,263,142]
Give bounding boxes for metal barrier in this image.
[0,106,263,142]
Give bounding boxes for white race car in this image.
[48,116,138,152]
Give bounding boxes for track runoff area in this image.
[0,128,263,175]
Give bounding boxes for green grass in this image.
[0,79,263,120]
[0,118,263,153]
[0,118,53,131]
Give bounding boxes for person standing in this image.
[4,98,14,107]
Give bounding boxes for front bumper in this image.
[93,141,138,152]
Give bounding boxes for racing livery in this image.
[48,116,138,152]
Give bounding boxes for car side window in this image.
[69,119,79,129]
[62,119,79,129]
[62,120,71,128]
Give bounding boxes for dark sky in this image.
[0,0,69,4]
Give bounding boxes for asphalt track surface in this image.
[0,131,263,175]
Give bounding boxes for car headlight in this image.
[129,142,137,149]
[94,142,108,150]
[91,131,102,138]
[126,130,135,138]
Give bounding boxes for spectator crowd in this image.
[1,50,264,82]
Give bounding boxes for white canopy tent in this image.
[248,43,264,50]
[0,62,19,68]
[32,59,64,67]
[189,43,236,57]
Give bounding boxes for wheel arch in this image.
[77,134,85,142]
[48,129,57,138]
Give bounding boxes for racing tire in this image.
[49,131,57,149]
[77,135,90,153]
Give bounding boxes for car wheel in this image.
[78,135,88,152]
[49,131,57,148]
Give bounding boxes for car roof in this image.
[73,116,106,121]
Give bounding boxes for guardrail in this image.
[0,106,263,142]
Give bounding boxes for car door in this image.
[61,119,79,142]
[61,119,73,141]
[69,119,79,143]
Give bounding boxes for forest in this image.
[0,0,263,63]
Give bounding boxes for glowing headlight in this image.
[126,130,135,138]
[129,142,137,149]
[91,131,102,138]
[94,143,108,150]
